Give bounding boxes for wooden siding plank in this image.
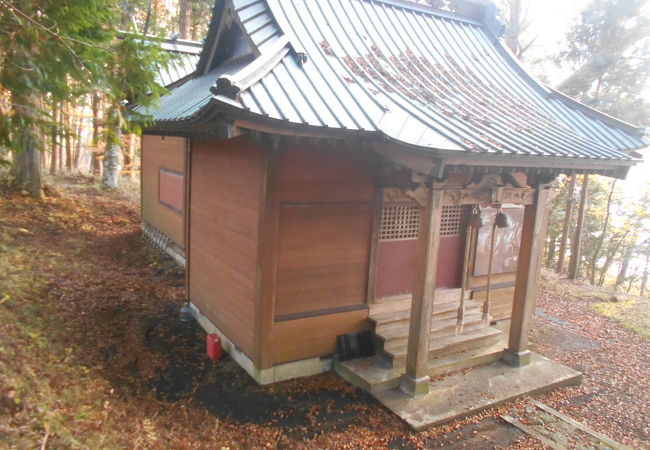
[189,137,263,358]
[272,309,370,364]
[141,135,186,247]
[275,203,373,317]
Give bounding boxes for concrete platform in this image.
[373,353,582,431]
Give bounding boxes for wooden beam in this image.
[400,188,444,396]
[183,137,192,299]
[504,188,551,367]
[253,146,280,369]
[366,187,383,304]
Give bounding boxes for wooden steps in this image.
[384,327,503,367]
[368,288,502,368]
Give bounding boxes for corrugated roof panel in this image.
[136,59,251,121]
[144,0,645,162]
[234,0,282,49]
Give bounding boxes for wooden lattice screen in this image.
[379,205,421,241]
[440,205,464,237]
[379,204,465,241]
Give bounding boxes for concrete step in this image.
[376,313,485,343]
[384,327,503,367]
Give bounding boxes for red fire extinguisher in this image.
[206,333,223,361]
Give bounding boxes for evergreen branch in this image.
[0,0,101,75]
[1,0,108,50]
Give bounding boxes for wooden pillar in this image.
[254,145,279,369]
[504,188,550,367]
[366,187,383,304]
[400,188,443,396]
[568,174,589,279]
[183,137,192,298]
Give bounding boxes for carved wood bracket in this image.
[384,187,536,207]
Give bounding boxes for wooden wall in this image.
[271,142,377,365]
[141,135,186,247]
[189,137,263,358]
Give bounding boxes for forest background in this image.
[0,0,649,293]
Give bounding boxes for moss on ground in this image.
[592,296,650,339]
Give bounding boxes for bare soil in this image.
[0,178,648,449]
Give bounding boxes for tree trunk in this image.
[11,125,42,199]
[597,231,629,287]
[103,124,122,189]
[128,134,137,179]
[179,0,191,39]
[556,175,576,275]
[72,105,84,171]
[65,104,73,171]
[50,104,59,175]
[641,251,650,297]
[615,252,631,291]
[588,179,616,284]
[546,236,557,268]
[90,93,102,177]
[568,174,589,279]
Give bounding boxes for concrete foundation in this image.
[190,302,332,384]
[142,222,186,267]
[373,353,582,431]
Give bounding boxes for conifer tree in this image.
[0,0,168,196]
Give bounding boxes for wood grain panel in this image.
[277,143,376,203]
[141,135,186,247]
[375,239,418,297]
[272,309,370,364]
[275,204,373,317]
[189,137,263,358]
[470,271,517,288]
[472,286,515,321]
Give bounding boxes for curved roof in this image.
[142,0,646,165]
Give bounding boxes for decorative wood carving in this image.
[443,188,534,206]
[385,187,535,208]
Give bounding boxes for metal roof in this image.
[134,56,253,120]
[154,38,202,88]
[145,0,647,163]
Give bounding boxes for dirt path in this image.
[0,179,648,449]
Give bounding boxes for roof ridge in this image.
[360,0,505,37]
[546,87,647,137]
[359,0,480,24]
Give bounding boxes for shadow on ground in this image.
[142,305,379,438]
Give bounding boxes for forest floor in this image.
[0,176,648,449]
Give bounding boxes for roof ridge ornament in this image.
[454,0,506,38]
[211,35,291,100]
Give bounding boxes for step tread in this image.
[377,313,485,342]
[383,326,502,358]
[370,299,482,324]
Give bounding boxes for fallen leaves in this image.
[0,181,648,449]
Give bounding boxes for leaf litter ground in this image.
[0,177,648,448]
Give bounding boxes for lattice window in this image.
[379,205,421,241]
[440,205,464,237]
